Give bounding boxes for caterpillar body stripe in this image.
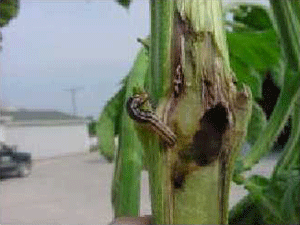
[127,94,177,146]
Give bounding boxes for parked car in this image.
[0,143,32,178]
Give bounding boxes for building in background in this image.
[0,107,89,159]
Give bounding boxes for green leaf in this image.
[232,170,300,224]
[281,174,300,223]
[97,84,127,162]
[233,4,273,31]
[112,47,149,217]
[137,36,150,50]
[229,194,264,225]
[246,101,267,145]
[227,30,281,99]
[244,176,284,224]
[246,175,270,187]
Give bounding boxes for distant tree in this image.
[88,121,97,136]
[0,0,19,51]
[0,0,19,27]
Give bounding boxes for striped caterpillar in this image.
[126,93,176,146]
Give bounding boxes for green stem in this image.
[243,76,298,169]
[150,0,173,103]
[148,1,174,224]
[148,1,251,224]
[269,0,300,72]
[290,142,300,168]
[243,0,300,170]
[273,95,300,176]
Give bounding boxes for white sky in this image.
[1,0,269,118]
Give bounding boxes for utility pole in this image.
[64,87,84,116]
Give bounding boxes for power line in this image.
[64,87,84,116]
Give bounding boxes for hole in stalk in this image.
[190,103,229,166]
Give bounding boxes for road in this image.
[0,152,278,224]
